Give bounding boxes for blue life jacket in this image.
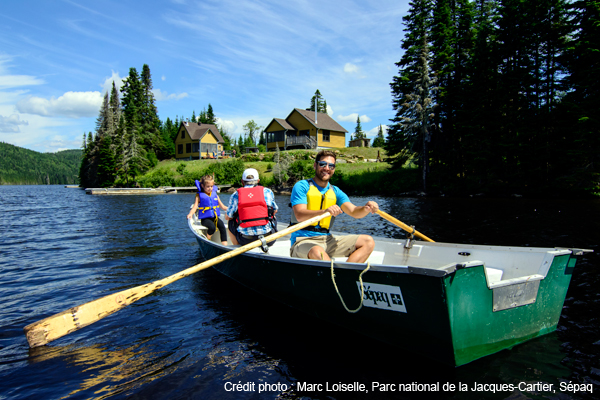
[195,180,220,219]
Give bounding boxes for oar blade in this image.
[24,282,156,348]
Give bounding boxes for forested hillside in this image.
[0,142,81,185]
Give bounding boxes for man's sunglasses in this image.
[316,161,336,169]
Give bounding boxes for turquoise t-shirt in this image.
[290,179,350,244]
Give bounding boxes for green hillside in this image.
[0,142,81,185]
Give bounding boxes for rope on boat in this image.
[330,259,371,313]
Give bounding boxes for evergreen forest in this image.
[79,64,234,188]
[388,0,600,196]
[0,142,81,185]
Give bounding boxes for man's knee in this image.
[307,245,329,261]
[357,235,375,251]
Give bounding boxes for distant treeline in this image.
[0,142,81,185]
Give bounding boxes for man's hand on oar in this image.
[24,212,332,348]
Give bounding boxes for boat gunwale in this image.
[187,217,582,279]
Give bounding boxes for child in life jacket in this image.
[187,175,228,245]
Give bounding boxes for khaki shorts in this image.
[290,234,359,259]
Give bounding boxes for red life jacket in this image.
[237,186,270,228]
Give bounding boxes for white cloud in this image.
[16,91,103,118]
[326,105,333,116]
[0,55,45,89]
[161,75,166,81]
[344,63,359,74]
[0,75,45,89]
[338,113,358,122]
[101,71,124,95]
[0,114,29,133]
[337,113,371,123]
[153,88,188,101]
[367,124,388,138]
[216,117,236,134]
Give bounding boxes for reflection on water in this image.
[0,186,598,399]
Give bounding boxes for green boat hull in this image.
[192,223,583,366]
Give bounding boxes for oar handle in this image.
[24,212,332,348]
[376,210,434,242]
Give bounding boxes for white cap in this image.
[242,168,259,181]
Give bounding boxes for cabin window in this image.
[181,130,185,139]
[300,129,309,137]
[186,143,191,153]
[201,143,218,154]
[192,142,199,152]
[323,130,330,142]
[267,130,284,143]
[178,144,183,154]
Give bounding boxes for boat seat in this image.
[333,250,386,265]
[267,241,291,257]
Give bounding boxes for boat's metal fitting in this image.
[404,225,416,249]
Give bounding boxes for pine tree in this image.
[206,104,217,125]
[389,0,432,156]
[109,82,123,176]
[389,0,436,191]
[97,135,116,187]
[353,116,366,139]
[429,0,475,183]
[373,125,386,147]
[140,64,166,159]
[121,68,143,137]
[78,132,91,187]
[310,90,327,113]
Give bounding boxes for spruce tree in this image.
[373,125,386,147]
[97,135,116,187]
[206,104,217,125]
[310,90,327,113]
[140,64,166,159]
[353,116,366,139]
[389,0,436,191]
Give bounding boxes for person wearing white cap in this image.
[225,168,279,248]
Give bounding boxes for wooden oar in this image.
[24,212,332,348]
[376,210,434,242]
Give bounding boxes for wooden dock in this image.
[85,187,192,195]
[84,186,233,195]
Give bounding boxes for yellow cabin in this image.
[175,122,224,160]
[264,108,347,151]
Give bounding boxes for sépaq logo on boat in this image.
[356,282,407,313]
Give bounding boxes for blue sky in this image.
[0,0,409,153]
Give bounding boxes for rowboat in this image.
[188,214,590,367]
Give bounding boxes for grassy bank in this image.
[136,148,419,195]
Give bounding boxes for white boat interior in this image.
[189,215,579,290]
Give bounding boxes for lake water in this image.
[0,185,599,399]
